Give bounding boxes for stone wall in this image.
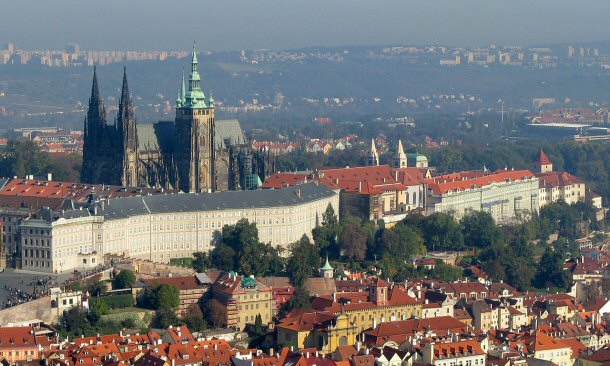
[0,296,55,325]
[116,259,195,278]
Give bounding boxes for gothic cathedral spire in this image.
[85,66,107,141]
[116,67,139,187]
[81,67,110,184]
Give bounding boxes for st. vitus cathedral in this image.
[81,46,274,192]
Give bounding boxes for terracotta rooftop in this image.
[427,170,536,195]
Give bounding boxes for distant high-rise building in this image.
[3,42,14,53]
[65,44,80,54]
[568,46,575,58]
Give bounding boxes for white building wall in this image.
[20,192,339,273]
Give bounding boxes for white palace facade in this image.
[20,183,339,273]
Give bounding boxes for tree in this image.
[377,223,426,260]
[89,281,108,297]
[286,236,319,287]
[431,262,464,282]
[0,140,53,179]
[280,286,311,317]
[153,307,179,328]
[58,307,92,338]
[254,314,263,336]
[142,283,180,311]
[312,204,339,258]
[533,246,571,290]
[421,213,464,251]
[238,242,285,276]
[183,304,207,332]
[210,219,285,276]
[210,244,236,271]
[113,270,136,290]
[222,218,260,254]
[88,298,109,322]
[339,216,368,261]
[204,298,227,328]
[461,211,501,252]
[192,252,211,273]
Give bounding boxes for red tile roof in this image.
[536,171,584,188]
[363,316,467,346]
[0,326,37,349]
[432,340,485,359]
[276,311,336,331]
[427,170,536,195]
[534,149,553,166]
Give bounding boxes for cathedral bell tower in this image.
[175,44,216,193]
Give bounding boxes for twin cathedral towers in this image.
[81,46,274,192]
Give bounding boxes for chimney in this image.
[47,173,53,181]
[296,189,301,199]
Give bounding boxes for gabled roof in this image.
[534,149,552,166]
[276,311,336,331]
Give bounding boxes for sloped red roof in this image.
[0,326,37,349]
[276,311,336,331]
[536,171,585,188]
[427,170,535,195]
[534,149,553,166]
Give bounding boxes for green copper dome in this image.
[321,255,333,271]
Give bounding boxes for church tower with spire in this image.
[116,67,139,187]
[82,67,114,184]
[175,44,216,192]
[366,138,380,166]
[392,139,408,168]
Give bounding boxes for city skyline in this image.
[2,0,610,51]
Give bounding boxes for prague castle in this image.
[81,45,273,192]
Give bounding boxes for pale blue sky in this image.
[2,0,610,51]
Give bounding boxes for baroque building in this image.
[81,45,274,192]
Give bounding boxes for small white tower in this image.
[392,139,408,168]
[366,138,380,166]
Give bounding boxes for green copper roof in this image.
[321,255,333,271]
[181,44,208,109]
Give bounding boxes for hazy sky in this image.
[2,0,610,51]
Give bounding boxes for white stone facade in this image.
[20,186,339,273]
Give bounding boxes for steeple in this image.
[117,67,137,151]
[82,66,109,185]
[320,254,334,279]
[366,138,379,166]
[120,66,130,106]
[182,43,207,109]
[392,139,407,168]
[534,148,553,173]
[85,66,107,140]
